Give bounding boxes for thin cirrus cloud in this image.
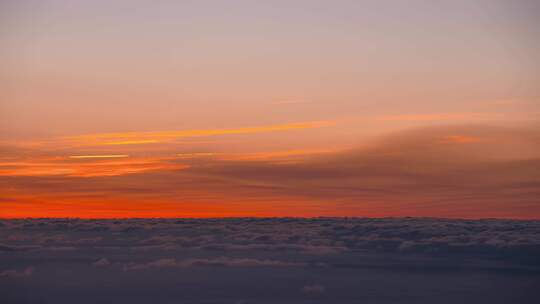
[0,156,188,177]
[216,149,338,162]
[0,120,336,178]
[69,155,129,159]
[99,140,161,146]
[63,120,335,146]
[0,120,336,180]
[439,135,482,144]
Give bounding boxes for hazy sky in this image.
[1,0,539,218]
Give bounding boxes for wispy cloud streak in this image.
[65,121,335,146]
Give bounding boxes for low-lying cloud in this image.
[123,257,304,271]
[0,266,34,278]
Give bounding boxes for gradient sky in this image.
[1,0,539,218]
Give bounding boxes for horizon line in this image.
[1,216,538,221]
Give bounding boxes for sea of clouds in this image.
[1,218,539,303]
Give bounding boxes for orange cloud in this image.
[100,140,161,145]
[176,152,217,159]
[0,156,188,177]
[65,121,335,146]
[218,149,338,161]
[439,135,482,144]
[69,155,129,159]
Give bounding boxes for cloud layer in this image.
[1,218,539,303]
[1,124,538,218]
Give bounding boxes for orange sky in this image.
[1,0,539,218]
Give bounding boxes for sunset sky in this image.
[1,0,539,218]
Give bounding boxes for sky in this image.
[1,0,539,218]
